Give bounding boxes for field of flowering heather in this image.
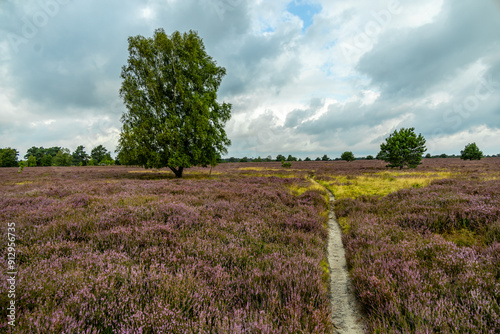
[1,158,499,333]
[331,160,500,333]
[0,166,332,333]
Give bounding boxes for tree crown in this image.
[378,127,426,169]
[117,29,231,177]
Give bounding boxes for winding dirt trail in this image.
[311,179,365,333]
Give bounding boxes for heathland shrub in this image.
[336,177,500,332]
[461,142,483,160]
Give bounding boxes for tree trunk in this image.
[169,166,184,178]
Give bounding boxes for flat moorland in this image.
[0,166,332,333]
[326,158,499,333]
[1,158,499,333]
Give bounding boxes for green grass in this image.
[319,171,454,200]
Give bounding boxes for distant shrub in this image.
[18,161,26,173]
[281,160,291,168]
[377,127,426,169]
[461,142,483,160]
[341,151,355,162]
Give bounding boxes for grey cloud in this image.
[285,98,324,127]
[357,0,500,98]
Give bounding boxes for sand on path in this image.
[311,179,365,333]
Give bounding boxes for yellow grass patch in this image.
[238,167,282,171]
[320,171,454,200]
[15,181,33,185]
[337,217,351,234]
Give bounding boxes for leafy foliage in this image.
[341,151,355,162]
[72,145,89,166]
[0,147,19,167]
[118,29,231,178]
[54,148,73,166]
[377,127,426,169]
[24,146,61,166]
[27,155,37,167]
[91,145,111,165]
[461,142,483,160]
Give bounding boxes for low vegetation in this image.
[333,166,500,332]
[0,166,331,332]
[1,158,499,333]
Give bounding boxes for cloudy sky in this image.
[1,0,500,160]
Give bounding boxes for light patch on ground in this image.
[319,171,454,200]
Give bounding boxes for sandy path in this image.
[312,179,365,333]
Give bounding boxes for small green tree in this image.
[287,155,297,161]
[321,154,329,161]
[18,161,26,173]
[41,154,53,166]
[377,127,426,169]
[54,149,73,166]
[461,143,483,160]
[91,145,109,164]
[72,145,89,166]
[341,151,355,162]
[304,157,311,161]
[0,148,19,167]
[281,160,291,168]
[117,29,231,178]
[100,154,115,166]
[366,155,374,160]
[27,155,37,167]
[276,154,286,162]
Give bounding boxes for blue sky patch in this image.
[286,1,322,31]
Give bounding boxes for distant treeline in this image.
[220,153,500,163]
[0,145,117,167]
[2,147,499,167]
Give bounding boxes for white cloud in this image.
[0,0,499,159]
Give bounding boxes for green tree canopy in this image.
[0,148,19,167]
[72,145,89,166]
[321,154,329,161]
[27,155,37,167]
[117,29,231,178]
[341,151,355,162]
[54,148,73,166]
[24,146,61,166]
[377,127,426,169]
[91,145,110,164]
[461,143,483,160]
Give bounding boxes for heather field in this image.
[0,166,332,333]
[1,158,500,333]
